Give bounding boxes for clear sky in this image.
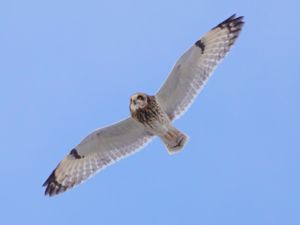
[1,0,299,225]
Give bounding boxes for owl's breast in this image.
[131,97,170,135]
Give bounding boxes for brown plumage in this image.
[130,95,165,128]
[130,92,188,153]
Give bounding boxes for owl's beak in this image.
[133,99,137,105]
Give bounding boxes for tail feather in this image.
[160,127,188,154]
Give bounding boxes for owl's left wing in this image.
[43,117,153,196]
[156,14,244,120]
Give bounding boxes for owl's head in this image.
[130,92,148,112]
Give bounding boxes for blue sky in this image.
[1,0,299,224]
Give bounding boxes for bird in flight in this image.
[43,14,244,196]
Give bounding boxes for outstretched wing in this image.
[156,14,244,120]
[43,118,153,196]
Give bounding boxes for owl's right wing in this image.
[43,117,154,196]
[156,14,244,120]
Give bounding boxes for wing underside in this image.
[43,118,153,196]
[156,14,244,120]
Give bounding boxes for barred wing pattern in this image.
[43,118,153,196]
[156,14,244,120]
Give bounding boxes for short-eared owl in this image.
[44,14,244,196]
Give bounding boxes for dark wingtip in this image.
[212,14,245,47]
[43,148,83,197]
[195,14,244,51]
[43,167,67,197]
[213,14,245,30]
[43,169,57,196]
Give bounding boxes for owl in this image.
[43,14,244,196]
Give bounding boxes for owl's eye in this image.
[137,95,144,101]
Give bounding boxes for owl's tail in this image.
[160,126,188,154]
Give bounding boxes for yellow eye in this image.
[137,95,144,101]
